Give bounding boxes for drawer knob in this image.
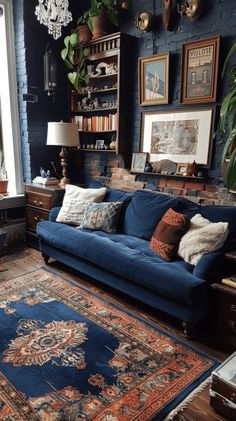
[231,304,236,312]
[33,200,43,207]
[34,216,43,223]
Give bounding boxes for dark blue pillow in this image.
[104,188,133,203]
[200,205,236,236]
[177,196,201,219]
[122,190,178,240]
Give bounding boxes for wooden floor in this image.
[0,247,229,421]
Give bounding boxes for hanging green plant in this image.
[219,42,236,190]
[61,33,90,91]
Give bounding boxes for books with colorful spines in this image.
[222,278,236,288]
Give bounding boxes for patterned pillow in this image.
[56,185,107,226]
[150,208,190,262]
[79,202,123,233]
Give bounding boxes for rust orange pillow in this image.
[150,208,190,261]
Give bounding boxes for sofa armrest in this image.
[49,207,61,222]
[193,244,236,283]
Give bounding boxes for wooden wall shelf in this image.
[130,171,204,180]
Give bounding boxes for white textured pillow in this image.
[56,185,107,226]
[178,213,229,266]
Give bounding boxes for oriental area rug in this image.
[0,268,219,420]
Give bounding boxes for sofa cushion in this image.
[122,190,179,240]
[178,214,229,265]
[79,201,123,233]
[200,205,236,237]
[37,221,206,307]
[150,208,190,261]
[56,185,106,226]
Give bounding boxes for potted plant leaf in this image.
[87,0,119,39]
[218,42,236,190]
[0,149,8,194]
[61,33,90,91]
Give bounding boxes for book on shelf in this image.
[33,176,59,185]
[73,113,117,132]
[222,277,236,289]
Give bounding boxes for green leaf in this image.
[68,43,74,65]
[68,72,79,91]
[89,8,99,17]
[87,18,94,32]
[82,48,90,57]
[221,43,236,78]
[91,0,98,8]
[105,9,118,26]
[225,147,236,189]
[64,35,70,47]
[222,125,236,163]
[70,33,79,47]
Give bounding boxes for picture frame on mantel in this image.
[181,35,220,104]
[131,152,147,172]
[141,108,215,167]
[139,53,169,106]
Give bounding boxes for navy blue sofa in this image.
[37,188,236,337]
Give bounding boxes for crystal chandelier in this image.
[35,0,73,40]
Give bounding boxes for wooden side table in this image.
[25,183,65,249]
[212,282,236,353]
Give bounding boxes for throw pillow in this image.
[150,208,190,261]
[56,185,107,226]
[178,213,229,265]
[79,201,123,233]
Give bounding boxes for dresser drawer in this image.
[26,191,53,210]
[26,208,49,232]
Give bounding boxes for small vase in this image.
[0,180,8,194]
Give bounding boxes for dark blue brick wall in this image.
[14,0,236,184]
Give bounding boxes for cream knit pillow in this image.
[56,185,107,226]
[178,213,229,266]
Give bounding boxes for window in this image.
[0,0,23,195]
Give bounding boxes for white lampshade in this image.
[46,122,79,147]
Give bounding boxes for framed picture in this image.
[175,163,189,175]
[139,53,169,106]
[131,152,147,172]
[181,35,220,104]
[141,108,215,166]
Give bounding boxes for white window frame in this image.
[0,0,23,196]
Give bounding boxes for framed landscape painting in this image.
[141,108,215,166]
[139,53,169,106]
[181,35,220,104]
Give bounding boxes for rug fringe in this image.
[164,376,211,420]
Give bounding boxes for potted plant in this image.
[61,33,90,91]
[87,0,119,39]
[76,11,92,43]
[218,42,236,190]
[0,149,8,194]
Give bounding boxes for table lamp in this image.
[46,121,79,186]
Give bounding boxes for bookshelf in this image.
[69,32,134,156]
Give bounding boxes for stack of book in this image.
[222,275,236,288]
[33,176,59,185]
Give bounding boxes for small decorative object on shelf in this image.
[144,162,153,173]
[187,160,198,177]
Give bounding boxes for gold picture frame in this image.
[139,53,169,106]
[181,35,220,104]
[175,163,189,175]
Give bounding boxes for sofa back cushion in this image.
[122,190,178,240]
[200,205,236,237]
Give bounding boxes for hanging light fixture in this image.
[35,0,73,40]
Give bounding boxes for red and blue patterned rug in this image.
[0,268,218,420]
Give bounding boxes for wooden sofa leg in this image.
[42,253,50,264]
[182,321,195,340]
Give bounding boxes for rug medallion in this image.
[0,268,218,420]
